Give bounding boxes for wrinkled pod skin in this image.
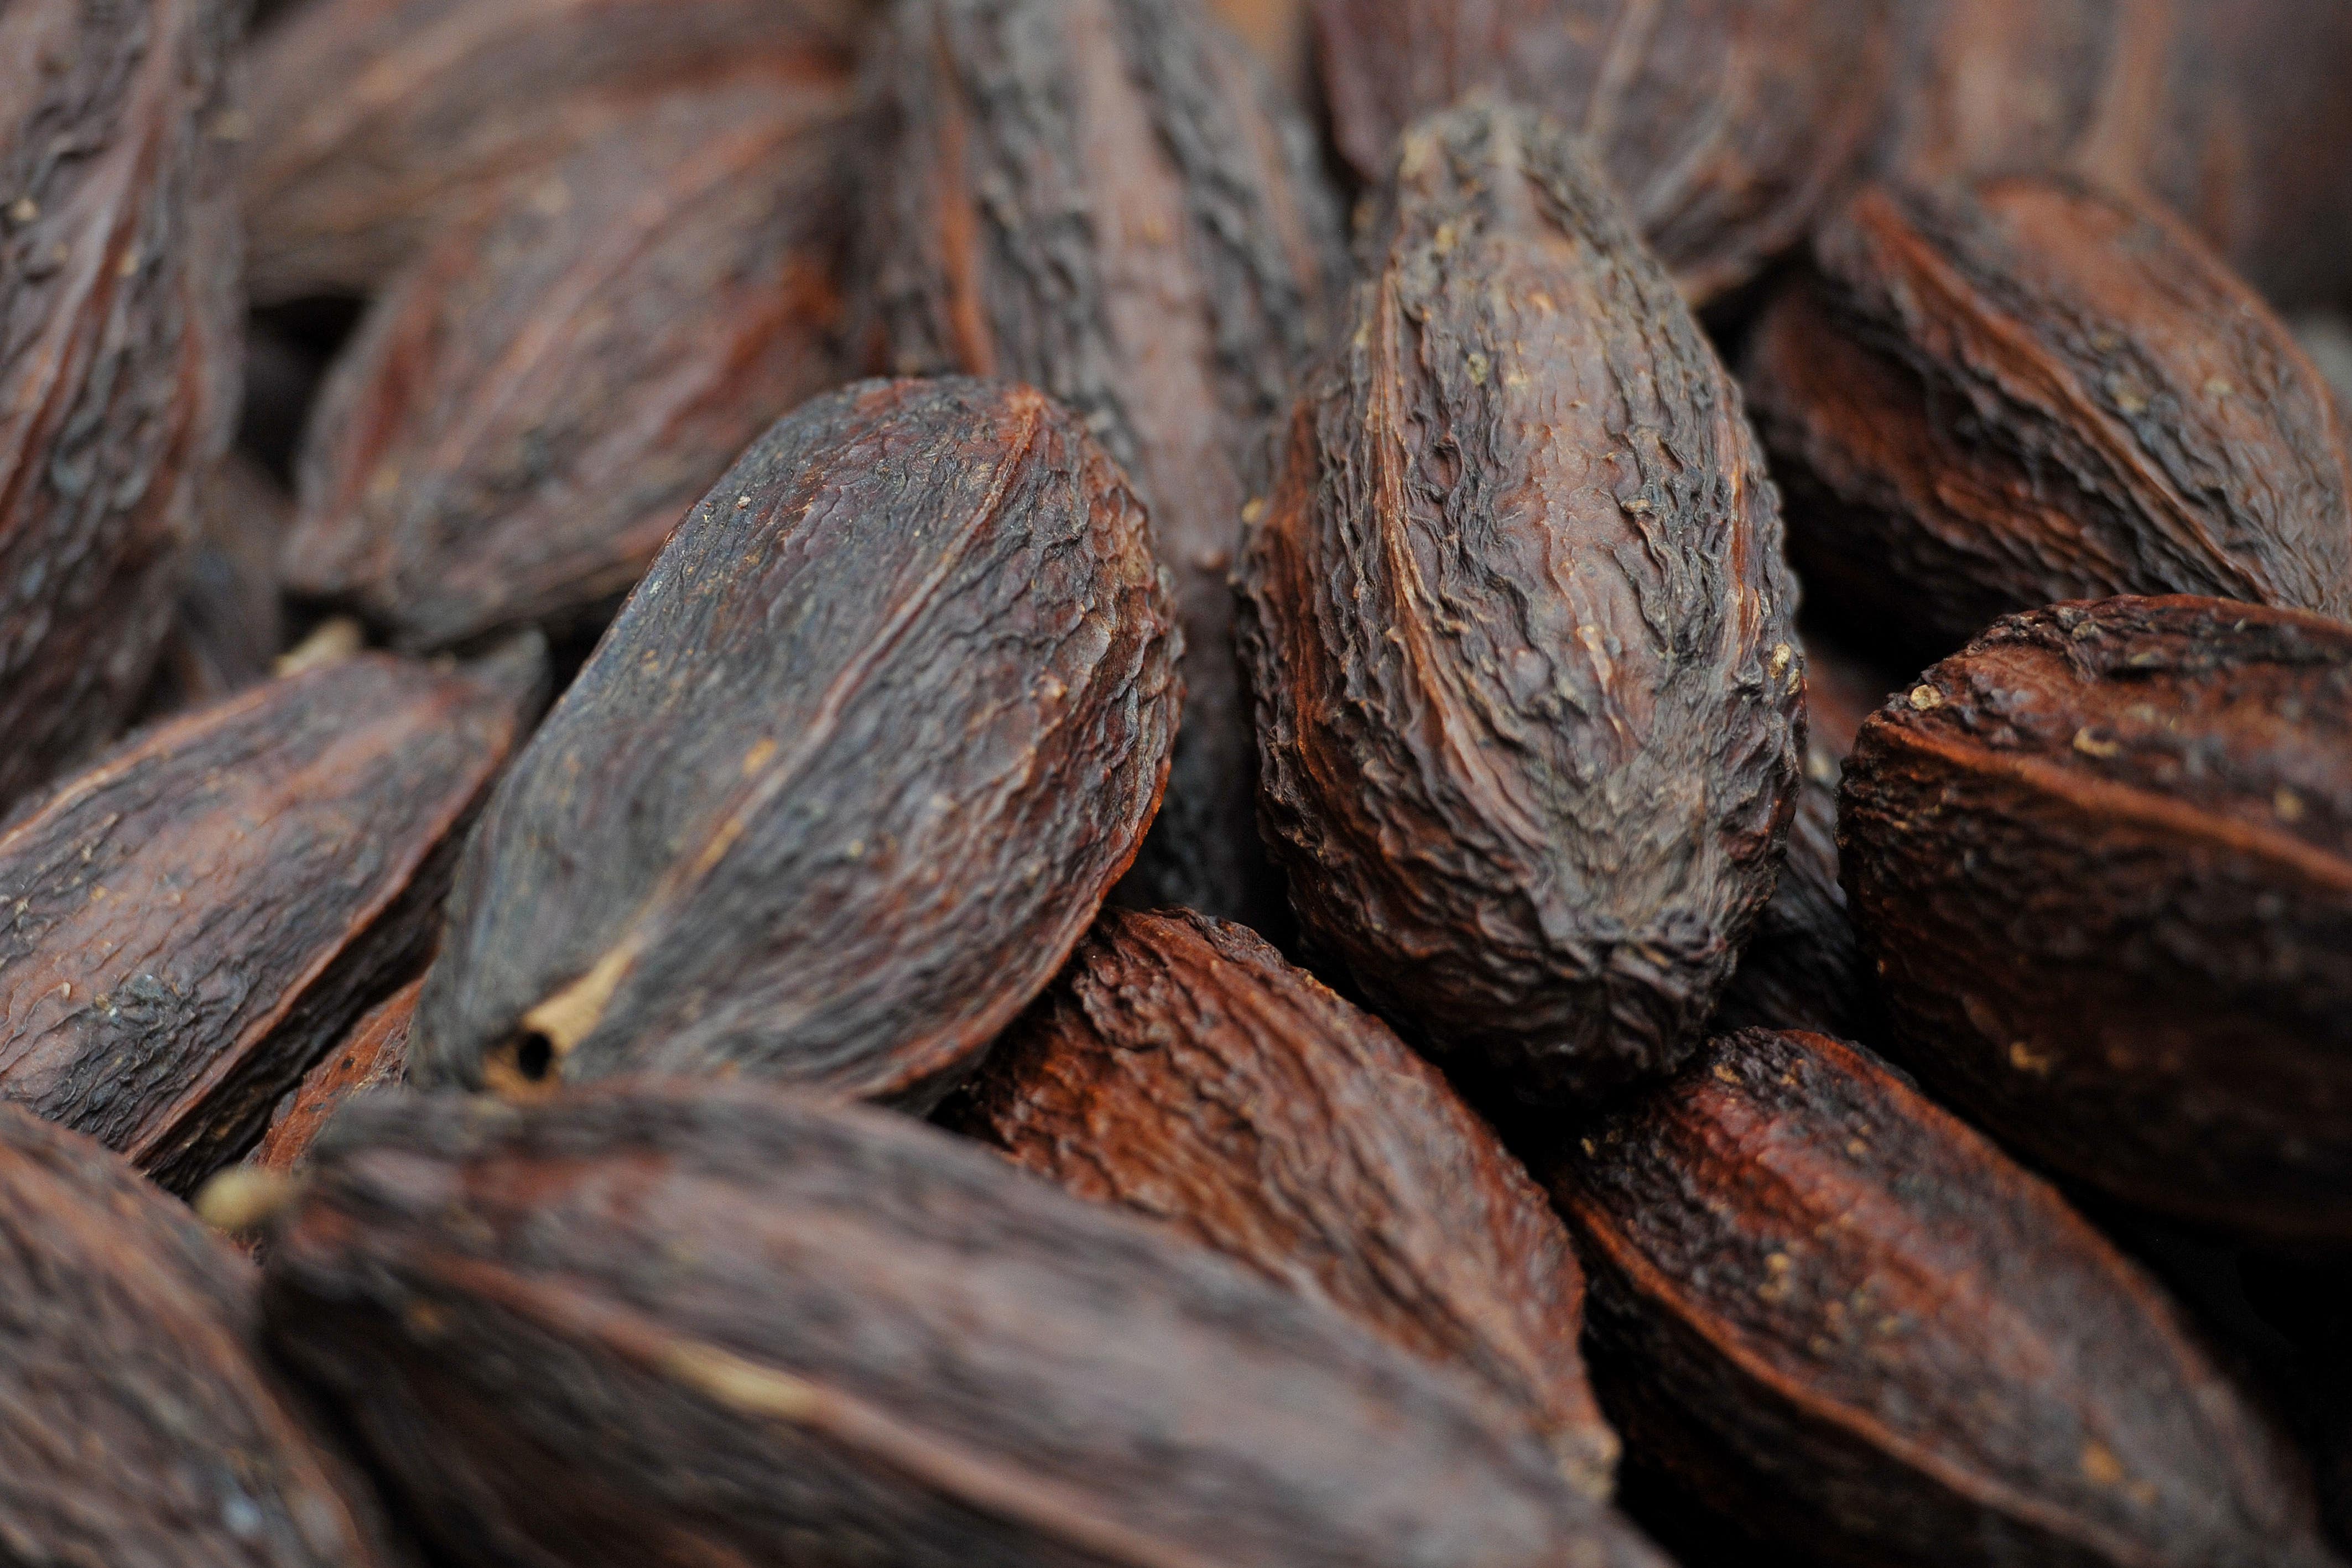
[261,1083,1673,1568]
[950,905,1620,1497]
[1839,596,2352,1247]
[1237,101,1804,1099]
[1553,1027,2340,1568]
[410,378,1179,1108]
[861,0,1344,931]
[252,976,420,1177]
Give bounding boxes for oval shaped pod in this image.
[1310,0,1894,303]
[0,642,543,1193]
[1237,102,1804,1098]
[1552,1027,2338,1568]
[0,1103,412,1567]
[950,906,1619,1497]
[1838,595,2352,1244]
[0,0,242,812]
[1747,176,2352,662]
[861,0,1342,929]
[261,1082,1671,1568]
[282,84,850,650]
[252,976,420,1177]
[409,378,1177,1105]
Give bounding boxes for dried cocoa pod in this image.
[0,640,544,1193]
[0,0,243,814]
[950,905,1620,1497]
[1310,0,1895,303]
[1552,1027,2339,1568]
[1839,596,2352,1245]
[251,976,419,1177]
[152,454,294,714]
[240,0,860,302]
[1749,175,2352,663]
[1237,102,1804,1098]
[1211,0,1313,103]
[282,84,851,650]
[0,1102,413,1567]
[408,379,1178,1106]
[262,1082,1669,1568]
[861,0,1342,930]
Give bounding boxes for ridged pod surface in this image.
[262,1083,1672,1568]
[952,906,1620,1497]
[1839,596,2352,1244]
[1553,1027,2339,1568]
[0,643,543,1192]
[409,379,1178,1106]
[0,0,243,812]
[861,0,1344,929]
[1747,176,2352,663]
[252,976,419,1176]
[1237,102,1803,1098]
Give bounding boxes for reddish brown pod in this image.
[1311,0,1895,302]
[1749,175,2352,663]
[282,84,851,650]
[251,977,420,1177]
[150,455,296,715]
[1554,1027,2339,1568]
[0,640,543,1194]
[240,0,861,302]
[1839,596,2352,1246]
[0,1103,413,1567]
[861,0,1344,929]
[0,0,243,814]
[953,906,1620,1497]
[1238,102,1804,1098]
[409,379,1177,1106]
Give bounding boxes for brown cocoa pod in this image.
[1211,0,1313,105]
[950,905,1621,1497]
[0,1102,413,1567]
[0,640,544,1193]
[1552,1027,2339,1568]
[240,0,859,303]
[1310,0,1896,303]
[860,0,1343,930]
[1748,175,2352,663]
[261,1081,1670,1568]
[408,378,1178,1106]
[151,454,295,715]
[0,0,243,814]
[251,976,419,1177]
[280,84,851,650]
[1838,595,2352,1246]
[1237,102,1804,1098]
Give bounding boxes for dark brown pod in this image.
[1310,0,1896,303]
[251,976,419,1177]
[1749,176,2352,663]
[281,85,851,650]
[262,1082,1669,1568]
[0,0,243,813]
[152,454,294,714]
[240,0,858,303]
[951,905,1620,1497]
[1237,102,1804,1098]
[0,1102,412,1567]
[861,0,1343,930]
[1553,1027,2338,1568]
[0,641,543,1193]
[409,378,1178,1106]
[1839,596,2352,1245]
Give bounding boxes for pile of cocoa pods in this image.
[5,1,2352,1564]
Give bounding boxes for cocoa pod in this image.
[151,454,295,715]
[950,905,1620,1497]
[261,1082,1669,1568]
[0,0,243,814]
[860,0,1343,930]
[240,0,860,302]
[1236,101,1804,1098]
[282,83,851,650]
[0,640,544,1193]
[408,378,1178,1106]
[0,1102,412,1567]
[1210,0,1313,104]
[251,976,419,1177]
[1310,0,1896,303]
[1748,175,2352,663]
[1552,1027,2338,1568]
[1838,596,2352,1246]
